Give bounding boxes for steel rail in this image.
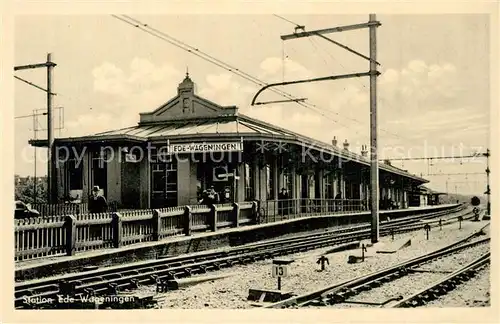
[265,223,490,308]
[15,206,473,308]
[243,205,467,248]
[387,252,490,308]
[16,205,466,294]
[19,218,479,309]
[16,206,468,308]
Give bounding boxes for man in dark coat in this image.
[88,186,108,213]
[199,186,219,206]
[206,186,219,204]
[335,191,342,211]
[278,188,289,215]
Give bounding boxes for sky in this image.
[13,14,491,195]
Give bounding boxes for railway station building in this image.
[30,74,429,215]
[409,186,446,207]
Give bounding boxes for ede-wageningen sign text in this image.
[168,142,243,154]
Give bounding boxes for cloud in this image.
[61,58,185,136]
[198,73,256,108]
[92,58,182,96]
[92,62,127,95]
[259,57,312,81]
[374,60,462,115]
[77,57,486,159]
[54,56,489,195]
[63,112,134,137]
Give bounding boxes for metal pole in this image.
[47,53,54,203]
[33,111,37,204]
[485,149,490,215]
[484,151,490,212]
[369,14,379,243]
[233,168,237,203]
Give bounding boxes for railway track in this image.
[264,223,490,308]
[15,205,474,309]
[386,251,490,308]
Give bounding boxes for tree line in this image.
[14,175,48,204]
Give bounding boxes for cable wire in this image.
[112,14,362,132]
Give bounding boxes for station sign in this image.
[167,142,243,154]
[271,264,288,278]
[271,258,293,279]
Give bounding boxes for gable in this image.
[139,74,238,124]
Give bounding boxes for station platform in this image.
[15,204,460,281]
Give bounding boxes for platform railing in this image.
[14,201,258,261]
[31,203,89,217]
[259,198,368,223]
[15,199,455,261]
[30,201,125,217]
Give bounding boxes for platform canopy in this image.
[29,73,428,184]
[413,186,446,195]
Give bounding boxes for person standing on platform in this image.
[200,186,220,206]
[221,186,232,204]
[207,186,220,204]
[335,191,342,212]
[88,186,108,213]
[199,189,209,204]
[278,188,289,215]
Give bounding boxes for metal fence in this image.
[259,198,367,223]
[31,201,125,217]
[16,198,445,261]
[15,201,258,261]
[31,203,89,217]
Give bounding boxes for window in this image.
[152,163,165,192]
[308,175,316,199]
[265,164,275,200]
[196,162,205,200]
[68,159,83,190]
[244,163,254,201]
[165,162,177,193]
[151,155,178,208]
[91,150,107,195]
[336,171,343,196]
[282,171,292,194]
[325,172,334,199]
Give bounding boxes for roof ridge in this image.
[238,113,427,182]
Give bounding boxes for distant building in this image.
[30,74,429,211]
[409,185,446,207]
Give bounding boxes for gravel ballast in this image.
[329,243,490,308]
[422,266,491,308]
[154,220,489,309]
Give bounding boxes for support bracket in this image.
[251,71,377,106]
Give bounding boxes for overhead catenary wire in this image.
[111,14,485,196]
[272,15,488,153]
[116,14,410,143]
[274,19,488,195]
[113,15,346,121]
[112,14,486,157]
[307,35,420,143]
[111,14,363,133]
[14,75,57,95]
[280,37,367,137]
[273,14,302,28]
[424,172,485,176]
[116,14,388,140]
[274,16,386,135]
[272,15,425,145]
